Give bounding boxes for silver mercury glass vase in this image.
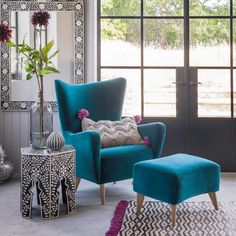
[0,145,14,184]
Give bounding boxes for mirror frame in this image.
[0,0,84,111]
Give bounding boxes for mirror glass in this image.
[10,11,74,101]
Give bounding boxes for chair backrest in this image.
[55,78,127,133]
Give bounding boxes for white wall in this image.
[0,0,97,178]
[85,0,97,83]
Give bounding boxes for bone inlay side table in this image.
[20,145,76,219]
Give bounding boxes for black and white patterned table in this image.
[20,145,76,219]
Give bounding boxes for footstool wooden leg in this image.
[172,205,177,227]
[136,193,144,213]
[208,192,218,210]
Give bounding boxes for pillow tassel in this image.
[134,115,142,124]
[77,109,89,119]
[143,136,152,147]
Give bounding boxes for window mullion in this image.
[141,0,144,118]
[230,0,234,117]
[97,0,101,81]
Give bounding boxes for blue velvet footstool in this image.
[133,153,220,226]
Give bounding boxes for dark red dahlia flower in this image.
[0,23,12,43]
[31,11,51,27]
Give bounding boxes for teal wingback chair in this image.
[55,78,166,204]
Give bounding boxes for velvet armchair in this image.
[55,78,166,204]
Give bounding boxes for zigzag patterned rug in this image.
[106,201,236,236]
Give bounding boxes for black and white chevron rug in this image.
[106,200,236,236]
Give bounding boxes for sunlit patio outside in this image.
[101,41,231,117]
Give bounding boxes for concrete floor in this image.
[0,173,236,236]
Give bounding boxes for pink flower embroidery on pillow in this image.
[143,136,152,147]
[77,109,89,119]
[134,115,142,124]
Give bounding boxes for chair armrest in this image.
[138,122,166,159]
[64,130,101,183]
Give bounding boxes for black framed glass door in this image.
[98,0,236,171]
[186,1,235,171]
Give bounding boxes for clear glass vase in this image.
[30,92,53,149]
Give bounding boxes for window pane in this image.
[198,70,230,117]
[233,20,236,66]
[233,70,236,117]
[144,69,176,117]
[101,69,141,116]
[101,0,140,16]
[144,19,184,66]
[190,0,230,16]
[101,19,140,66]
[144,0,183,16]
[234,0,236,15]
[190,19,230,66]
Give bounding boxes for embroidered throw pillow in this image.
[81,117,143,148]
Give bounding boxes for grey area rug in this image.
[106,201,236,236]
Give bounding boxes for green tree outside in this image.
[101,0,230,48]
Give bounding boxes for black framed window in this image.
[98,0,236,118]
[189,0,231,118]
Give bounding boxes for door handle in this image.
[172,81,186,85]
[190,82,202,85]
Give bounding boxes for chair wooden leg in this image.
[171,205,177,227]
[100,184,105,205]
[76,177,81,190]
[136,193,144,213]
[208,192,218,210]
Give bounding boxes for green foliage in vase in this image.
[6,11,60,93]
[7,39,59,83]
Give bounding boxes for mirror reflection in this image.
[10,11,74,101]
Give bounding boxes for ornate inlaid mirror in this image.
[0,1,84,111]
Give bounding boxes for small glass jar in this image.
[30,92,53,149]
